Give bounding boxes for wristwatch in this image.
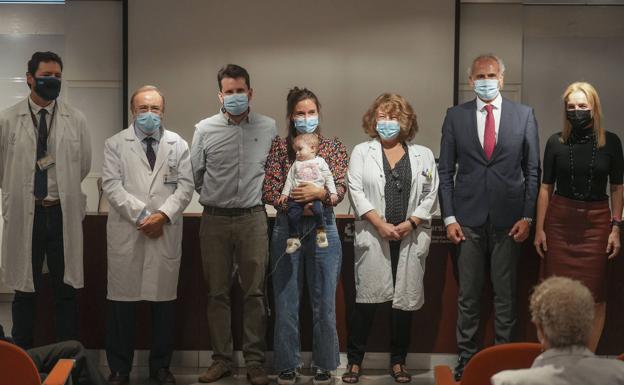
[522,217,533,226]
[611,218,623,227]
[408,217,418,230]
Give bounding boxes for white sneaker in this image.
[316,230,329,248]
[286,238,301,254]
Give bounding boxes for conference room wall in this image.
[127,0,456,214]
[0,1,122,293]
[460,3,624,159]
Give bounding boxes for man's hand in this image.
[138,212,168,239]
[291,182,324,203]
[509,219,530,242]
[446,222,465,244]
[329,193,338,205]
[376,222,400,241]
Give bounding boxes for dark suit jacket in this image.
[438,97,540,228]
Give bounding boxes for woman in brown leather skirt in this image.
[534,81,624,351]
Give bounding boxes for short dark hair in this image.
[217,64,250,91]
[28,51,63,76]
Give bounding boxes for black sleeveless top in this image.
[383,144,412,225]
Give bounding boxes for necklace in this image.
[568,134,596,200]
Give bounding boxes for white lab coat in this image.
[0,98,91,292]
[348,139,439,311]
[102,126,193,302]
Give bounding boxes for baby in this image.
[277,133,338,254]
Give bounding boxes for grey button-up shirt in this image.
[190,111,277,208]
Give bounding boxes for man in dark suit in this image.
[438,54,540,380]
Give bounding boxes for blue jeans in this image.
[271,207,342,371]
[287,199,324,238]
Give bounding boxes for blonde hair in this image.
[130,85,165,112]
[362,93,418,142]
[561,82,605,148]
[530,276,594,349]
[293,133,319,153]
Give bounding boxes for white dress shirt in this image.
[28,96,58,200]
[444,93,502,226]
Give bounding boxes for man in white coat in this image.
[102,86,193,385]
[0,51,91,349]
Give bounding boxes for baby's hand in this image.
[330,194,338,205]
[277,195,289,205]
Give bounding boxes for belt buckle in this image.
[42,199,59,207]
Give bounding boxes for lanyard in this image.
[27,100,57,144]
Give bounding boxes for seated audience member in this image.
[491,277,624,385]
[0,323,106,385]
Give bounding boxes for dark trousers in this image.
[106,300,175,375]
[28,340,106,385]
[12,204,78,350]
[347,241,413,366]
[456,218,520,361]
[287,199,324,238]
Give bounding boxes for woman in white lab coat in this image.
[101,86,193,383]
[344,93,439,384]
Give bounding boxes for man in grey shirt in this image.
[191,64,277,385]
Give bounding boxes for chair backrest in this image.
[0,339,42,385]
[460,342,542,385]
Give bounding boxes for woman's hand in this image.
[277,194,289,206]
[376,222,400,241]
[534,230,548,258]
[291,182,325,203]
[395,221,413,239]
[606,226,620,259]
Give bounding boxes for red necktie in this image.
[483,104,495,160]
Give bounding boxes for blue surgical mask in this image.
[376,120,400,140]
[474,79,500,101]
[293,115,319,134]
[223,93,249,116]
[135,112,161,134]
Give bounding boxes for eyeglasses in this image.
[136,105,162,114]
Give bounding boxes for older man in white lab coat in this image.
[102,85,193,385]
[0,51,91,350]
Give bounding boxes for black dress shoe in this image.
[150,368,176,384]
[108,373,130,385]
[454,357,470,381]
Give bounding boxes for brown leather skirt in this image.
[543,194,611,302]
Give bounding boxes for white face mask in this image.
[376,120,400,140]
[473,79,499,100]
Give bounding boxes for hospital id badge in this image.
[37,155,55,171]
[164,173,178,185]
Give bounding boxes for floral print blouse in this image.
[262,134,349,211]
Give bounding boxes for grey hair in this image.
[130,85,165,112]
[467,54,506,78]
[530,276,594,349]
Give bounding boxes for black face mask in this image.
[32,76,62,101]
[566,109,592,131]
